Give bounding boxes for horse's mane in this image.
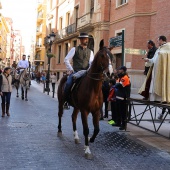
[90,45,108,69]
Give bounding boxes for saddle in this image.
[67,74,86,107]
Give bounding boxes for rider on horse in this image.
[63,33,94,108]
[17,54,29,78]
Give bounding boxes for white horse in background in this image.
[14,69,31,101]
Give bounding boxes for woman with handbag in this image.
[0,67,12,117]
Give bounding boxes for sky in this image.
[1,0,37,55]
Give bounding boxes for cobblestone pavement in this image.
[0,81,170,170]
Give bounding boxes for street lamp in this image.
[45,31,56,95]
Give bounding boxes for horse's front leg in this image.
[72,108,80,144]
[21,87,24,100]
[16,87,19,97]
[90,110,100,143]
[15,82,19,97]
[25,88,28,101]
[81,111,92,159]
[57,98,64,137]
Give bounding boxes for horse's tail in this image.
[57,75,67,117]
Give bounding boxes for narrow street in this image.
[0,81,170,170]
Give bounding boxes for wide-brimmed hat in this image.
[78,33,89,38]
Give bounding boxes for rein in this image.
[87,72,104,81]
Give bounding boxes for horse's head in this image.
[24,72,30,80]
[90,39,110,74]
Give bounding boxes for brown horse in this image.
[57,40,110,158]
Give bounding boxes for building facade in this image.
[5,17,13,67]
[39,0,170,91]
[34,0,47,72]
[12,30,23,63]
[0,14,9,68]
[47,0,111,81]
[109,0,170,92]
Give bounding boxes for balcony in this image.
[55,23,76,40]
[34,55,44,64]
[37,14,43,23]
[34,55,40,60]
[77,12,94,29]
[36,30,42,36]
[35,44,42,51]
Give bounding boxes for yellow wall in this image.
[35,0,47,70]
[0,15,10,61]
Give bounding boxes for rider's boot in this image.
[63,95,70,110]
[63,92,70,110]
[1,103,5,117]
[6,103,10,116]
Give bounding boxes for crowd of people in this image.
[100,66,131,130]
[140,35,170,119]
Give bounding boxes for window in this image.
[59,17,63,30]
[73,40,77,47]
[58,45,61,64]
[90,0,94,18]
[49,23,51,34]
[66,12,70,26]
[50,0,53,9]
[65,43,68,57]
[74,6,79,27]
[116,0,128,7]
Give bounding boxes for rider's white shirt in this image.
[17,60,29,71]
[64,47,94,71]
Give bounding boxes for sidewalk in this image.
[32,80,58,99]
[31,80,170,155]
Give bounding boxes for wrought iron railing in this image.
[56,23,76,40]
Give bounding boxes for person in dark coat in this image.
[102,77,110,118]
[113,66,131,130]
[100,73,110,120]
[144,40,157,75]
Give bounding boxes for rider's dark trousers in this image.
[64,73,74,102]
[1,92,11,104]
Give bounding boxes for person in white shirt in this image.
[50,73,57,92]
[64,33,94,107]
[17,54,29,73]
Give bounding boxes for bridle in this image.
[87,48,111,81]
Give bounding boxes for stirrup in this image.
[63,102,70,110]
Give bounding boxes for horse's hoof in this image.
[75,139,80,144]
[16,96,19,98]
[57,132,62,137]
[89,138,94,143]
[85,153,93,160]
[25,99,28,101]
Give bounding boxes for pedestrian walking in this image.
[0,67,12,117]
[41,73,46,84]
[50,73,57,92]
